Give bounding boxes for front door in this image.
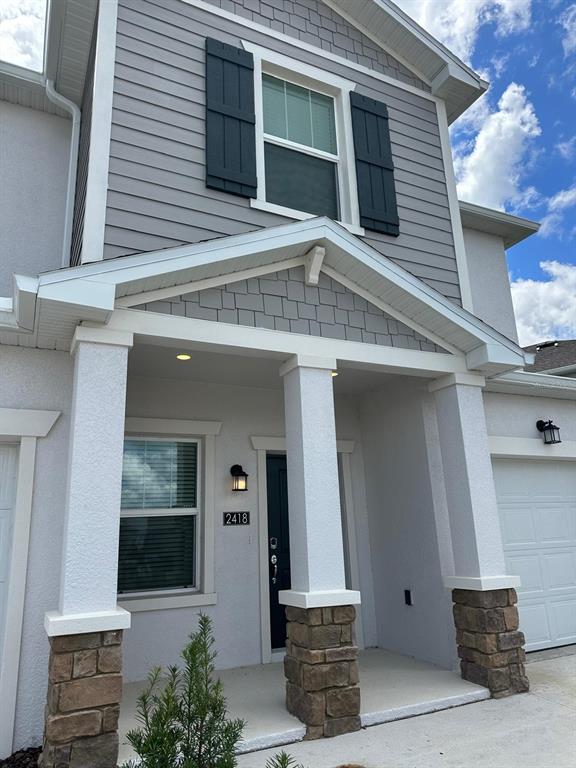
[266,454,291,650]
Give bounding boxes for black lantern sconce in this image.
[536,420,561,445]
[230,464,248,491]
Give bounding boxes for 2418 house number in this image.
[223,511,250,526]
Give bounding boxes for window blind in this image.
[118,515,196,593]
[121,440,198,510]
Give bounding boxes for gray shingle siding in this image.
[141,266,443,352]
[202,0,428,90]
[106,0,461,304]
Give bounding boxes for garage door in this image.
[0,445,18,658]
[494,459,576,651]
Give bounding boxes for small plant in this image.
[265,751,307,768]
[122,614,245,768]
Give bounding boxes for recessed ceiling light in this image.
[176,353,192,361]
[331,371,339,377]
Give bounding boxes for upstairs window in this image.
[262,74,339,220]
[118,438,200,595]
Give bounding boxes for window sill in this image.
[119,592,217,612]
[249,198,365,237]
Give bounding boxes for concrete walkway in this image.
[237,654,576,768]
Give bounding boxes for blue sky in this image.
[1,0,575,344]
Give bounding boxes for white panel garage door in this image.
[494,459,576,651]
[0,445,18,658]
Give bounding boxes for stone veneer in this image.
[453,589,529,698]
[284,605,361,738]
[39,631,123,768]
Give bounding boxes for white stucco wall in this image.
[0,347,73,750]
[463,227,518,343]
[359,379,457,670]
[123,376,377,682]
[484,391,576,442]
[0,102,70,296]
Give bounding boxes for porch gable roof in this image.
[24,217,531,373]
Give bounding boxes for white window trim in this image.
[119,418,221,612]
[0,408,60,758]
[243,42,364,237]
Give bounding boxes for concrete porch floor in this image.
[118,649,488,762]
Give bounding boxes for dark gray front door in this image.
[266,454,291,650]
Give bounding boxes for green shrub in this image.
[122,614,245,768]
[265,751,307,768]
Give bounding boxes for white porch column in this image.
[279,354,360,608]
[45,327,134,635]
[430,373,519,591]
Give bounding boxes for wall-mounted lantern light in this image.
[536,420,561,445]
[230,464,248,491]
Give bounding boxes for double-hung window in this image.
[118,438,200,595]
[245,45,362,234]
[262,74,340,220]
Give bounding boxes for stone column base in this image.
[284,605,361,739]
[39,630,123,768]
[452,588,529,698]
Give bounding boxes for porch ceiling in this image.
[128,343,398,395]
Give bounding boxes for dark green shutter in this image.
[205,38,257,198]
[350,92,399,236]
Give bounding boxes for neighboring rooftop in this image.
[523,339,576,374]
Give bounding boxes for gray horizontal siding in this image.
[105,0,461,303]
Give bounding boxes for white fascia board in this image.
[466,343,527,373]
[459,201,540,248]
[13,275,39,332]
[539,364,576,376]
[38,278,116,318]
[486,370,576,400]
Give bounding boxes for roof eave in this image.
[459,201,540,248]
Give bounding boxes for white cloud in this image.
[559,4,576,57]
[556,135,576,159]
[548,184,576,210]
[454,83,541,209]
[394,0,531,64]
[0,0,46,72]
[511,261,576,346]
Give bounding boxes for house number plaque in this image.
[223,511,250,526]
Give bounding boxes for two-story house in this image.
[1,1,575,766]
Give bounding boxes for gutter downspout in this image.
[45,79,81,268]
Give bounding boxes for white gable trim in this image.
[116,256,453,354]
[32,217,529,370]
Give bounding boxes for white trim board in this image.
[81,0,118,264]
[108,309,467,378]
[0,408,60,757]
[0,408,60,437]
[489,437,576,461]
[436,100,473,312]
